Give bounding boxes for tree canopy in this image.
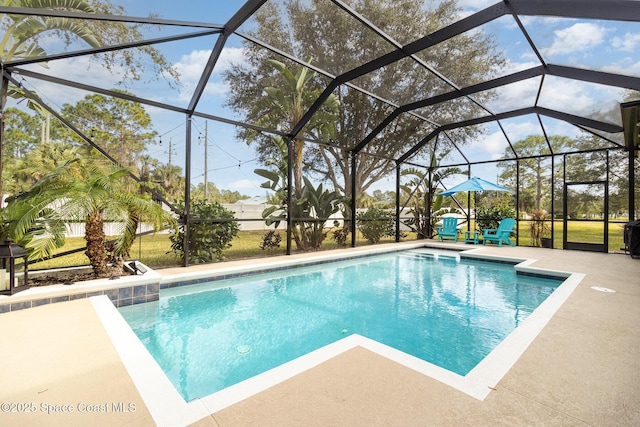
[59,91,157,168]
[224,0,504,200]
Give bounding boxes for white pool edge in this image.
[92,250,584,427]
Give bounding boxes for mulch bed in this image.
[28,272,100,287]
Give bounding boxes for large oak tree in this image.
[224,0,504,202]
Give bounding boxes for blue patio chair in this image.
[437,217,459,242]
[482,218,516,247]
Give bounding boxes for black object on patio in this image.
[0,239,29,295]
[623,220,640,258]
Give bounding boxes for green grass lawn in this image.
[29,229,415,271]
[516,220,627,251]
[29,221,628,272]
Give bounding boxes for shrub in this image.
[259,230,282,251]
[476,204,516,232]
[357,207,395,244]
[332,221,350,247]
[529,209,551,247]
[170,200,239,263]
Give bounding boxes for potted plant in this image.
[530,209,551,248]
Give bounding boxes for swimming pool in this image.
[118,248,562,402]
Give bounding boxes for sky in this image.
[8,0,639,196]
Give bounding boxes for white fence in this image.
[58,203,421,237]
[64,222,168,237]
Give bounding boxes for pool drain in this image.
[237,345,251,354]
[591,286,615,293]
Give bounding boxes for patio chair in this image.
[437,217,459,242]
[482,218,516,247]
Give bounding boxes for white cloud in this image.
[601,56,640,76]
[496,59,540,75]
[611,32,640,52]
[480,60,542,113]
[471,121,542,160]
[19,56,126,106]
[538,77,621,117]
[542,23,607,57]
[456,0,496,11]
[216,47,247,73]
[174,47,245,80]
[474,131,511,157]
[485,76,540,113]
[174,50,211,82]
[173,47,245,101]
[502,121,543,142]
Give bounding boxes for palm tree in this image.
[0,192,67,262]
[251,59,339,196]
[401,154,461,239]
[1,0,101,197]
[8,140,78,193]
[0,0,99,62]
[255,136,341,251]
[15,155,174,277]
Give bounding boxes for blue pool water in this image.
[118,249,562,402]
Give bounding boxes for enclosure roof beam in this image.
[187,33,226,114]
[397,129,441,164]
[12,68,189,114]
[323,0,640,156]
[238,31,413,117]
[192,111,291,141]
[354,61,637,160]
[340,3,508,83]
[225,0,268,33]
[441,131,470,165]
[351,110,403,154]
[536,107,623,133]
[0,6,224,28]
[397,106,623,164]
[330,0,464,96]
[573,124,625,148]
[6,29,221,68]
[403,66,546,113]
[435,107,622,134]
[546,65,640,91]
[351,66,542,155]
[187,0,268,114]
[509,0,640,23]
[3,71,135,178]
[399,64,640,119]
[12,66,324,147]
[288,80,342,139]
[288,2,507,142]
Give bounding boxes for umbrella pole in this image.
[468,191,472,233]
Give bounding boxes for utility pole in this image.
[204,120,208,201]
[41,113,50,144]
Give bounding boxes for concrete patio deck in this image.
[1,243,638,426]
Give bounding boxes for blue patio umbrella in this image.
[440,177,511,196]
[440,177,512,237]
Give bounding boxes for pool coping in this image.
[0,243,432,315]
[0,265,162,314]
[91,246,584,427]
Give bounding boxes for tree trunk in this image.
[85,210,108,277]
[535,159,543,210]
[0,75,9,200]
[293,138,304,195]
[107,256,125,278]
